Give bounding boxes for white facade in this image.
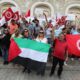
[0,0,80,17]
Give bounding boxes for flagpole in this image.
[75,15,77,30]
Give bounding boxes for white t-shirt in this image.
[36,37,47,43]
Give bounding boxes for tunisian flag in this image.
[2,8,14,21]
[66,35,80,56]
[13,11,19,21]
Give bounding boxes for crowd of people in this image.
[0,13,80,78]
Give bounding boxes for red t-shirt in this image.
[52,39,67,60]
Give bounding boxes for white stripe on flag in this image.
[19,48,48,63]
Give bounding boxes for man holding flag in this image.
[50,32,68,78]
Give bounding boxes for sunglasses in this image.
[39,32,44,34]
[24,30,28,32]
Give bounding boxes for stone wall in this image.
[0,0,80,16]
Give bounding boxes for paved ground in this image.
[0,59,80,80]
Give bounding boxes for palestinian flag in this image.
[9,38,50,73]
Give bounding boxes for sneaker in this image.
[64,62,68,66]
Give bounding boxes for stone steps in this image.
[0,62,80,71]
[0,58,80,71]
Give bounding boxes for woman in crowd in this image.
[36,30,47,43]
[35,30,48,76]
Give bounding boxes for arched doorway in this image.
[65,4,80,15]
[31,2,54,18]
[65,4,80,27]
[0,0,21,16]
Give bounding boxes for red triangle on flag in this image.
[8,39,21,62]
[2,8,14,21]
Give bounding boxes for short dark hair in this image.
[11,19,16,24]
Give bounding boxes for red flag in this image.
[2,8,14,21]
[60,16,67,25]
[13,11,19,21]
[66,35,80,56]
[25,9,30,17]
[8,39,21,62]
[57,16,67,25]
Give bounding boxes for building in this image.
[0,0,80,19]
